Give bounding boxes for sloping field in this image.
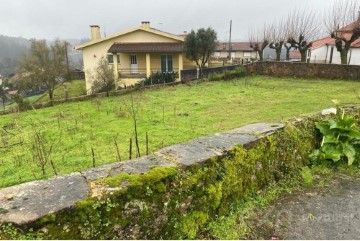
[1,76,359,187]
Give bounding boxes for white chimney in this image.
[90,25,101,41]
[141,21,150,29]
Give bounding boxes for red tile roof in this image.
[108,42,183,53]
[351,38,360,47]
[339,21,359,32]
[330,21,359,40]
[311,37,360,49]
[311,37,335,49]
[311,21,360,49]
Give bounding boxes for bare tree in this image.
[17,39,68,104]
[286,8,320,62]
[283,42,295,61]
[325,0,360,64]
[90,56,115,96]
[249,24,270,61]
[269,20,286,61]
[280,18,296,61]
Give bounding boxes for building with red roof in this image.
[309,21,360,65]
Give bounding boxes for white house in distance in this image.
[309,21,360,65]
[75,21,196,92]
[308,37,360,64]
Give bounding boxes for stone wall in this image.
[246,61,360,80]
[181,64,241,82]
[0,119,319,239]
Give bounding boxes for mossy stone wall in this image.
[246,62,360,80]
[0,119,319,239]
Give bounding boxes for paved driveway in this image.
[247,174,360,239]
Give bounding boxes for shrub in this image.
[208,72,222,81]
[143,72,177,86]
[207,67,247,81]
[11,94,31,111]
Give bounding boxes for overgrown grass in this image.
[0,76,360,188]
[3,80,86,110]
[35,79,87,103]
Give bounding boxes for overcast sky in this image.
[1,0,336,41]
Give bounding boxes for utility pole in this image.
[228,20,232,60]
[64,41,70,81]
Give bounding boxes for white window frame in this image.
[130,55,137,65]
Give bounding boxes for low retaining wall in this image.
[0,119,318,239]
[246,61,360,80]
[181,64,241,82]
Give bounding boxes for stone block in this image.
[155,141,223,167]
[195,133,259,151]
[0,173,89,225]
[228,123,284,135]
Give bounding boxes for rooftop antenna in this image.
[103,25,107,37]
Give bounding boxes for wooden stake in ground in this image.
[146,132,149,156]
[129,137,132,160]
[127,92,141,158]
[113,135,122,162]
[91,147,96,168]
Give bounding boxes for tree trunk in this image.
[276,49,281,61]
[48,90,54,101]
[48,90,54,104]
[340,49,348,65]
[286,49,290,60]
[300,51,307,63]
[258,50,264,61]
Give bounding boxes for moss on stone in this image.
[178,211,209,239]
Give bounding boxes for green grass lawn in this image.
[1,75,360,188]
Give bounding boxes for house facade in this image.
[213,42,257,61]
[75,22,196,92]
[309,37,360,65]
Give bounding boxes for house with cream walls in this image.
[213,42,257,60]
[75,21,196,92]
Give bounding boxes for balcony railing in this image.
[119,68,179,79]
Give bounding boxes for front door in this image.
[130,55,138,74]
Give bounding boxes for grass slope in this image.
[4,79,86,110]
[34,79,87,103]
[0,76,359,187]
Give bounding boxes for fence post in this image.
[196,67,200,79]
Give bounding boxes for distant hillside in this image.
[0,35,86,77]
[0,35,30,77]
